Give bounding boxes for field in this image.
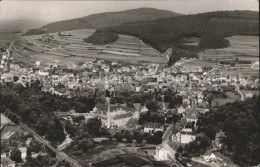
[215,68,259,76]
[10,29,166,67]
[241,90,259,96]
[212,91,240,106]
[199,35,259,62]
[182,59,219,69]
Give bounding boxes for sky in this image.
[0,0,259,22]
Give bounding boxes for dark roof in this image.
[113,112,133,120]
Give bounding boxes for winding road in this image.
[161,124,176,160]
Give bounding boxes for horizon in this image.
[0,0,259,22]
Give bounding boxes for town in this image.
[1,2,259,167]
[1,39,259,167]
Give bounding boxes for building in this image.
[143,123,164,134]
[140,105,148,113]
[172,128,196,144]
[154,145,169,161]
[185,114,198,124]
[213,130,226,150]
[18,147,27,161]
[177,106,186,114]
[179,128,196,144]
[93,104,139,128]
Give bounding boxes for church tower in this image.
[107,97,111,128]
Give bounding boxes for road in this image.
[19,121,83,167]
[162,124,176,160]
[234,83,245,101]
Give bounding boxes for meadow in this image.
[199,35,259,62]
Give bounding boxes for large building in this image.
[93,104,140,128]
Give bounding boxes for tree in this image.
[65,120,77,138]
[166,114,182,124]
[10,148,22,163]
[10,113,19,124]
[125,133,133,143]
[145,100,159,112]
[114,132,124,142]
[45,118,66,144]
[133,131,143,143]
[86,117,102,137]
[153,131,163,145]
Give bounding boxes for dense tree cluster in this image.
[10,148,22,163]
[0,83,68,145]
[181,136,212,158]
[198,35,230,49]
[197,96,260,166]
[84,30,118,45]
[114,130,163,145]
[138,112,165,124]
[64,117,111,158]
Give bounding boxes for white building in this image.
[143,123,164,134]
[154,145,169,161]
[18,147,27,161]
[172,128,196,144]
[140,105,148,113]
[178,106,186,114]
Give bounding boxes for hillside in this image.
[106,10,258,48]
[104,10,259,64]
[23,8,182,35]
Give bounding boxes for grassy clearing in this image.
[199,35,259,61]
[213,91,240,106]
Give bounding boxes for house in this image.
[154,145,169,161]
[37,70,49,76]
[172,128,196,144]
[135,86,142,92]
[245,93,253,98]
[183,96,191,105]
[213,130,226,150]
[197,107,209,114]
[25,137,32,147]
[144,123,164,134]
[1,157,15,167]
[18,147,27,161]
[185,114,198,124]
[140,105,148,113]
[179,128,196,144]
[203,152,223,163]
[1,153,7,158]
[178,106,186,114]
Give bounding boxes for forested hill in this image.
[104,10,258,65]
[105,10,259,51]
[23,8,182,35]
